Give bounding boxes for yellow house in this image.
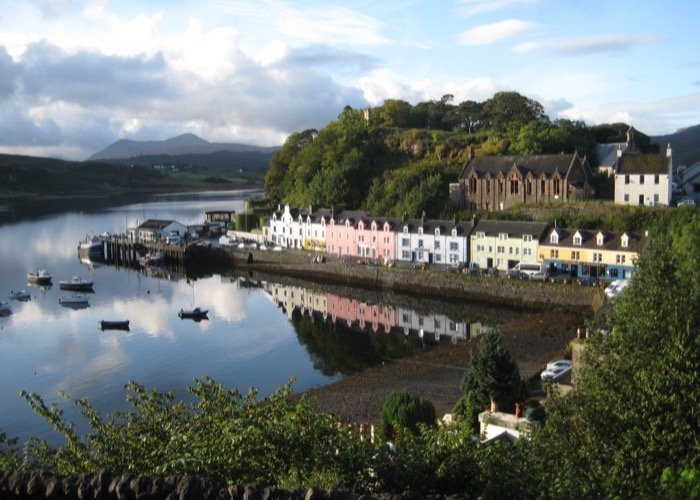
[539,228,647,281]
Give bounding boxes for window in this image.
[573,234,582,245]
[523,248,532,256]
[640,175,645,184]
[476,231,485,239]
[624,194,629,202]
[402,250,410,259]
[593,252,602,262]
[418,239,423,248]
[571,250,580,260]
[402,238,409,246]
[654,174,659,184]
[654,194,659,203]
[527,181,532,195]
[499,233,508,240]
[541,179,546,194]
[435,254,442,262]
[434,319,441,329]
[523,234,532,242]
[497,246,505,254]
[509,179,519,194]
[625,175,630,185]
[550,233,559,244]
[499,180,504,193]
[550,249,559,258]
[616,254,626,264]
[435,241,441,249]
[553,178,560,195]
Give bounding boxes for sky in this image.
[0,0,699,160]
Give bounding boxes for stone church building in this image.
[450,152,594,211]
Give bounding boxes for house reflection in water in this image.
[252,278,491,345]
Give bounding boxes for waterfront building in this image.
[326,210,366,257]
[452,151,594,211]
[302,207,333,253]
[395,307,468,343]
[129,219,188,243]
[327,294,396,333]
[614,144,672,206]
[539,227,647,281]
[267,204,308,249]
[355,216,398,262]
[395,215,473,266]
[469,219,548,272]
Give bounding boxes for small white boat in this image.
[0,301,11,316]
[59,275,94,292]
[27,268,52,285]
[9,290,30,301]
[59,294,90,308]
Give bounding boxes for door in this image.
[638,194,644,205]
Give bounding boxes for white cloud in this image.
[458,19,536,45]
[514,35,661,55]
[454,0,539,17]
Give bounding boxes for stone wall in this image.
[227,247,598,310]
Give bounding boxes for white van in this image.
[510,262,546,277]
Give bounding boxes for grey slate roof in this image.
[471,219,548,240]
[459,153,589,179]
[137,219,177,230]
[617,153,669,175]
[593,142,627,168]
[544,228,647,252]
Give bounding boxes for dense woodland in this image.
[264,92,658,218]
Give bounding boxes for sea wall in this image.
[229,248,599,311]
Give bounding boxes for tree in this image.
[526,209,700,498]
[455,330,527,431]
[482,91,548,133]
[380,390,436,437]
[264,129,317,203]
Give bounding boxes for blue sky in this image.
[0,0,699,160]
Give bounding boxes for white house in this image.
[395,216,473,266]
[614,144,672,206]
[267,205,308,249]
[129,219,188,243]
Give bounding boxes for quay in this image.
[101,236,236,269]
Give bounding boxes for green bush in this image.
[380,390,436,437]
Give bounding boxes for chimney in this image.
[421,210,426,224]
[515,402,523,418]
[490,398,497,413]
[402,212,407,223]
[616,145,622,158]
[666,143,672,159]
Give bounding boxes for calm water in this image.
[0,191,482,445]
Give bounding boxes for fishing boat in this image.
[59,275,94,292]
[100,320,130,331]
[9,290,30,301]
[27,268,52,285]
[178,307,208,321]
[59,294,90,308]
[78,235,103,255]
[0,301,11,317]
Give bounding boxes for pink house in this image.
[326,293,396,333]
[326,210,365,257]
[356,217,397,262]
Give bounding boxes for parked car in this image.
[605,279,630,299]
[272,246,282,252]
[541,359,572,380]
[549,272,574,284]
[577,275,599,286]
[507,268,528,280]
[677,198,696,207]
[529,270,550,282]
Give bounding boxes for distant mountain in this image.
[89,133,279,161]
[652,124,700,167]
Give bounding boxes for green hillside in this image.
[0,154,264,201]
[265,92,664,218]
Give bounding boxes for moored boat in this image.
[178,307,208,321]
[27,269,52,285]
[59,294,90,308]
[100,320,130,331]
[0,301,11,317]
[78,235,103,255]
[59,275,94,292]
[9,290,31,301]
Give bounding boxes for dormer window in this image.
[452,229,457,237]
[435,228,440,236]
[523,234,532,242]
[621,233,629,248]
[403,226,409,234]
[418,227,423,235]
[550,231,559,244]
[476,231,485,239]
[596,232,605,246]
[573,232,582,246]
[498,233,508,241]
